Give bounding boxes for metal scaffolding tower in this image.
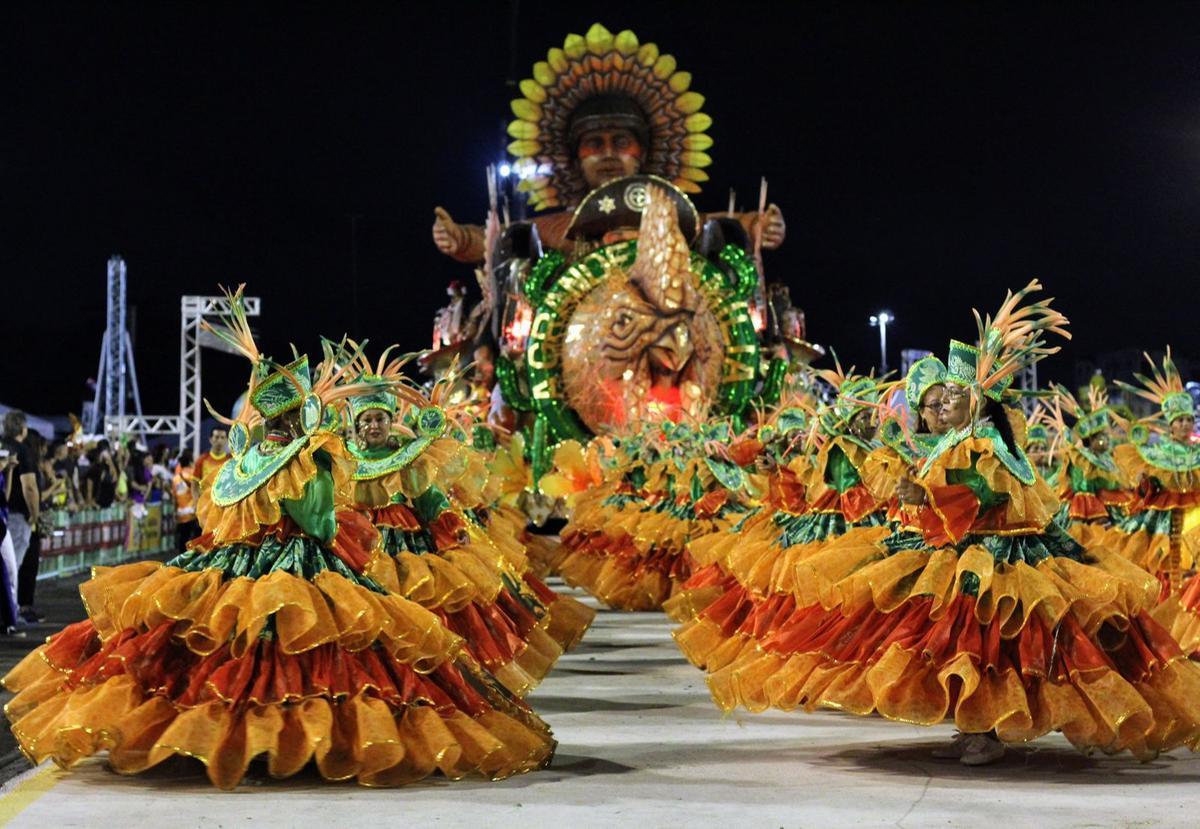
[85,260,262,448]
[180,294,260,455]
[1018,362,1039,413]
[87,256,148,435]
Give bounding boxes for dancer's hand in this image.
[897,477,926,506]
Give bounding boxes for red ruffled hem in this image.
[767,470,807,514]
[1132,486,1200,513]
[678,563,737,594]
[561,531,692,582]
[329,510,381,573]
[701,585,1183,684]
[371,503,422,532]
[44,620,500,715]
[1067,492,1113,522]
[439,589,542,674]
[808,485,879,525]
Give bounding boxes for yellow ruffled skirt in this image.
[4,560,555,789]
[676,534,1200,759]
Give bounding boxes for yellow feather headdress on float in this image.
[508,22,712,210]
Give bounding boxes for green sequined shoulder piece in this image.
[210,437,310,507]
[1137,441,1200,474]
[879,420,939,464]
[1072,443,1118,475]
[921,422,1034,485]
[349,436,439,481]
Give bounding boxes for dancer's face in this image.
[1170,414,1195,445]
[919,384,946,434]
[356,410,391,449]
[264,410,301,444]
[1087,430,1111,453]
[939,386,972,431]
[848,409,876,442]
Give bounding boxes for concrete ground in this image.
[1,586,1199,827]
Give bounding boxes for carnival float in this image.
[427,22,822,482]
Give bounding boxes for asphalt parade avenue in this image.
[0,581,1198,827]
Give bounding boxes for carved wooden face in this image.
[576,128,644,189]
[561,276,723,434]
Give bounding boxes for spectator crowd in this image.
[0,410,221,638]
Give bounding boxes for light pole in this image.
[869,311,894,374]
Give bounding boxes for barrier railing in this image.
[37,500,178,580]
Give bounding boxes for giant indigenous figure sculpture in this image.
[430,23,792,479]
[431,23,786,264]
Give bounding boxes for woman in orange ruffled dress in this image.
[1049,384,1132,546]
[673,370,893,670]
[2,291,554,789]
[343,352,593,697]
[551,419,756,611]
[1107,349,1200,654]
[676,281,1200,767]
[661,406,805,625]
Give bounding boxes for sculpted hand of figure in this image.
[432,207,470,257]
[759,203,786,250]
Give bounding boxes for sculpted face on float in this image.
[473,344,495,388]
[1170,414,1196,445]
[576,127,643,189]
[356,410,391,450]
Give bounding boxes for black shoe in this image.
[19,607,43,624]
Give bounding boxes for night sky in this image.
[4,2,1200,417]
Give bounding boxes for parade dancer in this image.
[3,289,554,788]
[1109,349,1200,653]
[343,352,593,695]
[675,281,1200,765]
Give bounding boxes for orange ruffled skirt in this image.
[364,503,593,696]
[676,539,1200,759]
[3,560,555,789]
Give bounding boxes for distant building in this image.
[900,348,933,375]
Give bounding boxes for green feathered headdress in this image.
[906,355,946,409]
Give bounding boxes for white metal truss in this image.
[1018,363,1037,392]
[104,415,183,436]
[180,294,260,455]
[1018,363,1039,413]
[87,257,147,434]
[899,348,933,377]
